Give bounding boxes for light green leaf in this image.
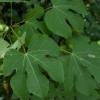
[0,23,9,35]
[10,32,26,50]
[0,32,26,58]
[0,38,10,58]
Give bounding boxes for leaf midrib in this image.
[25,54,43,97]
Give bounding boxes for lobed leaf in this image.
[61,36,100,96]
[3,34,64,99]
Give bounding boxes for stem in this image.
[10,26,26,53]
[10,2,12,26]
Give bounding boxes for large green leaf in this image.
[61,36,100,96]
[3,34,64,99]
[72,36,100,84]
[45,0,87,38]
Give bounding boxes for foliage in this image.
[0,0,100,100]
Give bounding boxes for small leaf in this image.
[24,5,44,19]
[16,19,45,45]
[45,8,72,38]
[10,32,26,50]
[0,38,10,58]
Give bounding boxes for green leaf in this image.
[72,36,100,84]
[11,72,29,100]
[25,55,49,98]
[28,34,60,56]
[0,38,10,58]
[30,95,44,100]
[0,23,9,36]
[3,34,64,99]
[45,0,87,38]
[10,32,26,50]
[24,4,44,19]
[77,93,100,100]
[0,65,3,75]
[28,34,64,83]
[61,36,100,96]
[16,19,45,45]
[45,9,72,38]
[15,21,38,45]
[0,0,21,2]
[3,49,49,99]
[0,32,26,58]
[51,0,87,14]
[3,50,28,100]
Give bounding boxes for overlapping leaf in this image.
[0,24,9,36]
[45,0,87,38]
[10,32,26,50]
[0,38,9,58]
[16,19,46,45]
[0,32,26,59]
[24,4,44,19]
[3,34,64,99]
[61,36,100,96]
[77,93,100,100]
